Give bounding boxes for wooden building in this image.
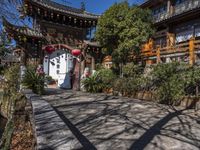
[3,0,101,89]
[141,0,200,65]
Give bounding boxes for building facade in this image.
[141,0,200,65]
[3,0,101,89]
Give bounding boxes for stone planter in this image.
[137,91,144,100]
[142,91,153,101]
[103,88,113,94]
[180,96,199,109]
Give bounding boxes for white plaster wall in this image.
[43,50,74,81]
[43,55,49,75]
[49,50,66,80]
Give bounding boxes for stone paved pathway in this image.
[41,88,200,150]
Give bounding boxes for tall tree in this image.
[0,0,21,21]
[95,2,154,64]
[0,30,11,58]
[0,0,30,29]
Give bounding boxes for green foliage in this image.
[0,31,11,58]
[113,62,200,105]
[148,62,187,104]
[1,65,20,118]
[113,64,145,96]
[82,69,116,93]
[4,65,20,92]
[98,69,116,89]
[122,63,143,78]
[22,66,45,95]
[45,75,55,85]
[150,62,182,88]
[83,62,200,105]
[0,65,5,75]
[0,118,14,150]
[81,73,103,93]
[95,63,104,71]
[0,65,20,149]
[182,66,200,96]
[95,2,154,64]
[113,77,140,96]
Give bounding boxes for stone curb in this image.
[22,89,79,150]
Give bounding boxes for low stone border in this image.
[22,89,78,150]
[112,90,200,111]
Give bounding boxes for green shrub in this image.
[98,69,116,89]
[122,63,143,78]
[4,65,20,91]
[0,65,5,75]
[1,65,20,118]
[0,65,27,150]
[95,63,104,71]
[113,76,145,96]
[82,69,116,93]
[182,66,200,96]
[112,63,145,96]
[155,73,185,105]
[22,66,45,95]
[81,73,103,93]
[148,62,186,104]
[45,75,55,85]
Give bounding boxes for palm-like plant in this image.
[81,73,103,93]
[22,67,45,95]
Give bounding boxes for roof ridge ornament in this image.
[81,1,86,12]
[26,0,100,19]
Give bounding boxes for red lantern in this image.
[72,49,81,57]
[45,46,55,54]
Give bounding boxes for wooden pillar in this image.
[91,56,95,71]
[39,41,43,64]
[189,37,195,66]
[81,48,86,75]
[149,39,153,47]
[20,49,26,66]
[156,46,161,64]
[167,33,175,47]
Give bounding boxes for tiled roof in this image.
[27,0,100,20]
[2,17,44,39]
[140,0,154,7]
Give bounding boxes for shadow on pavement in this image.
[53,107,97,150]
[42,89,200,149]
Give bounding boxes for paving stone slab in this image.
[42,89,200,150]
[24,90,82,150]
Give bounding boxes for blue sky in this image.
[0,0,145,29]
[54,0,145,14]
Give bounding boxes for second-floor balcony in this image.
[153,0,200,23]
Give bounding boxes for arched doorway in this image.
[43,44,74,89]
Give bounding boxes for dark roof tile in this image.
[28,0,100,20]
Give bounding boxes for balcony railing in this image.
[153,0,200,23]
[142,38,200,60]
